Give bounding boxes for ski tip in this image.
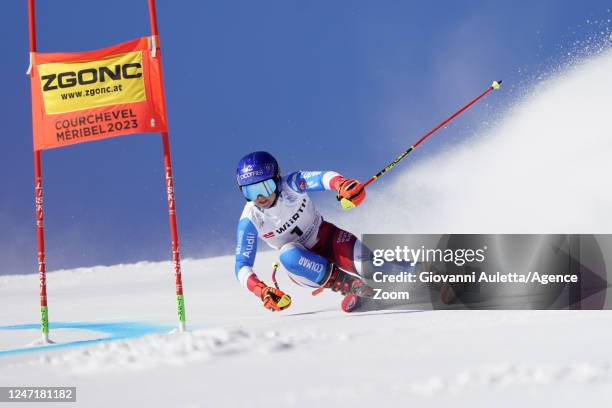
[491,80,502,90]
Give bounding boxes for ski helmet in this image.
[236,151,280,200]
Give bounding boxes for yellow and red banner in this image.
[29,37,168,151]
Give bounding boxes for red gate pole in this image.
[148,0,187,332]
[28,0,52,344]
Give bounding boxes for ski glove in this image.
[336,178,366,209]
[253,281,292,312]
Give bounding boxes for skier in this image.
[234,151,373,312]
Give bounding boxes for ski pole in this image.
[269,261,292,309]
[271,261,280,289]
[340,80,502,210]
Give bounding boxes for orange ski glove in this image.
[335,178,366,209]
[252,281,292,312]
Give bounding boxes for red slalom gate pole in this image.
[148,0,186,332]
[28,0,52,344]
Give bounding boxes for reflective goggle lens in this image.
[241,178,277,201]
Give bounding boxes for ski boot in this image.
[312,264,374,312]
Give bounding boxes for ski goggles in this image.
[241,178,277,201]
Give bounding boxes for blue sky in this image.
[1,1,611,275]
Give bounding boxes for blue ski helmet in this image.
[236,151,280,187]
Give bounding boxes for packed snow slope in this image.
[2,255,612,407]
[2,51,612,407]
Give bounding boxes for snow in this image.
[2,253,612,407]
[3,48,612,408]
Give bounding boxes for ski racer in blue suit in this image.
[234,151,371,312]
